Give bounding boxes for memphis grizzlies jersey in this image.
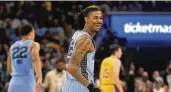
[10,40,34,76]
[66,30,96,84]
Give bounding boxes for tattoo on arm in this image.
[68,35,93,87]
[70,35,92,65]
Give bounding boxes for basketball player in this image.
[7,24,42,92]
[100,44,123,92]
[62,5,103,92]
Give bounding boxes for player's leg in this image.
[21,76,35,92]
[8,76,20,92]
[8,83,35,92]
[8,81,16,92]
[8,76,24,92]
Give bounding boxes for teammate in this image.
[100,44,123,92]
[62,5,103,92]
[7,24,42,92]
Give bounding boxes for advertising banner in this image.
[111,14,171,47]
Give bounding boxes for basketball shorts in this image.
[100,84,120,92]
[8,75,35,92]
[62,78,89,92]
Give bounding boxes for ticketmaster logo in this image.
[124,22,171,33]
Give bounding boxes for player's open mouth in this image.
[95,25,101,28]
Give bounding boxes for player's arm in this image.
[7,49,12,74]
[99,59,105,85]
[31,42,42,80]
[67,35,91,87]
[31,42,42,92]
[113,60,123,92]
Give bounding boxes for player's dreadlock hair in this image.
[75,5,102,30]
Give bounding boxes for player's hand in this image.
[87,83,101,92]
[35,78,42,92]
[89,88,101,92]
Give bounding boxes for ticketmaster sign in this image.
[111,14,171,47]
[124,22,171,34]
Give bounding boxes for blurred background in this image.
[0,1,171,92]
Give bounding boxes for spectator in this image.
[42,60,51,81]
[121,80,128,92]
[129,62,135,76]
[162,60,171,92]
[11,18,21,29]
[100,2,111,14]
[137,67,144,77]
[10,28,21,43]
[134,77,146,92]
[117,1,127,11]
[49,18,65,45]
[128,1,143,11]
[94,78,100,87]
[0,63,11,92]
[146,80,153,92]
[45,1,52,12]
[44,15,53,28]
[151,70,163,91]
[142,71,150,83]
[153,77,164,92]
[0,28,10,59]
[64,23,75,42]
[127,62,136,92]
[152,70,163,83]
[44,60,66,92]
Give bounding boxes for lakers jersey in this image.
[10,40,34,76]
[66,30,96,84]
[100,56,117,85]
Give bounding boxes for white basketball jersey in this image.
[66,30,96,84]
